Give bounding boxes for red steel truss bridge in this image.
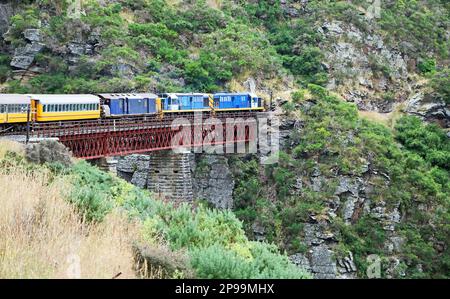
[28,112,266,159]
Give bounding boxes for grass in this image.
[0,139,24,160]
[358,103,406,129]
[0,142,140,278]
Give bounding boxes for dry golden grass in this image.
[0,164,140,279]
[0,139,24,160]
[358,102,406,129]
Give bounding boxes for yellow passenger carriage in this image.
[0,94,32,126]
[31,94,101,122]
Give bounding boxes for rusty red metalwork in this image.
[30,112,262,159]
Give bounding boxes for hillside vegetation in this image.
[0,0,448,104]
[0,141,310,279]
[231,86,449,278]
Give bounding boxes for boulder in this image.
[10,42,44,69]
[25,140,73,167]
[405,92,449,126]
[23,28,41,42]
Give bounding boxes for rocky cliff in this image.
[0,1,448,126]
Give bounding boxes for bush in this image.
[133,243,193,278]
[429,68,450,104]
[141,204,249,251]
[292,90,306,103]
[190,243,311,279]
[418,57,437,74]
[395,116,450,170]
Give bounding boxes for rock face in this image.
[0,2,13,37]
[192,155,234,209]
[116,152,235,208]
[10,41,44,69]
[319,20,409,113]
[405,92,449,128]
[9,28,45,70]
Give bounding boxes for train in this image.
[0,92,264,131]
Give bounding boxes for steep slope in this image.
[0,0,448,124]
[231,86,449,278]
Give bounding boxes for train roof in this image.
[29,94,101,104]
[162,93,208,99]
[214,92,259,98]
[0,94,31,104]
[98,93,158,99]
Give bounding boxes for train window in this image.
[0,105,4,113]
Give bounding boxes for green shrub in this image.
[429,68,450,104]
[190,243,311,279]
[395,116,450,170]
[418,57,437,74]
[292,90,306,103]
[141,204,248,251]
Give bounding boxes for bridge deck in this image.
[5,111,267,159]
